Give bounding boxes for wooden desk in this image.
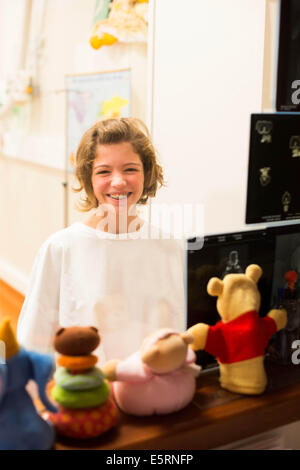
[54,361,300,450]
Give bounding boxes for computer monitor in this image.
[186,223,300,369]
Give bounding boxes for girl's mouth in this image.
[107,193,132,200]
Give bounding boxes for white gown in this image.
[17,222,185,364]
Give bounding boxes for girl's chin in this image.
[105,195,130,205]
[105,202,131,212]
[95,199,139,214]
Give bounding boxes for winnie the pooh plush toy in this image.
[102,328,201,416]
[187,264,287,395]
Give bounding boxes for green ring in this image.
[54,367,104,391]
[51,381,110,408]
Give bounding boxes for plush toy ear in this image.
[245,264,262,284]
[26,350,58,413]
[55,328,65,337]
[207,278,223,296]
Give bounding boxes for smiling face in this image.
[75,118,164,213]
[91,142,145,218]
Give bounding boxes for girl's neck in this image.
[84,211,143,234]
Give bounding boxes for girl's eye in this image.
[95,168,138,175]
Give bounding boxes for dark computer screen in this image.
[187,224,300,369]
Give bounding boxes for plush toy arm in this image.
[267,308,287,331]
[102,359,120,382]
[110,352,152,383]
[27,350,58,413]
[187,323,210,351]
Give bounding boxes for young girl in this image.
[17,118,185,364]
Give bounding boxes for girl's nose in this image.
[111,173,126,187]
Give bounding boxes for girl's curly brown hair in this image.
[73,117,165,211]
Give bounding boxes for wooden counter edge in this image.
[54,373,300,450]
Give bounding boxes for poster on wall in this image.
[66,69,131,172]
[246,113,300,224]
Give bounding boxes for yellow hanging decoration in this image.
[90,0,148,50]
[90,0,118,49]
[90,31,118,49]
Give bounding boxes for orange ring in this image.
[58,354,98,371]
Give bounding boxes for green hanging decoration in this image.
[93,0,111,23]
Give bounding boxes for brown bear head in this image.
[53,326,100,356]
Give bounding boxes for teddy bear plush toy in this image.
[187,264,287,395]
[102,328,201,416]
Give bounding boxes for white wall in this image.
[0,0,30,78]
[151,0,266,236]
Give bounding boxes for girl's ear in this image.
[245,264,262,284]
[207,278,223,297]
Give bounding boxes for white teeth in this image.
[109,194,128,200]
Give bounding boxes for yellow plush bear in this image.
[188,264,287,395]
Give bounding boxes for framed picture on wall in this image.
[246,113,300,224]
[66,69,131,172]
